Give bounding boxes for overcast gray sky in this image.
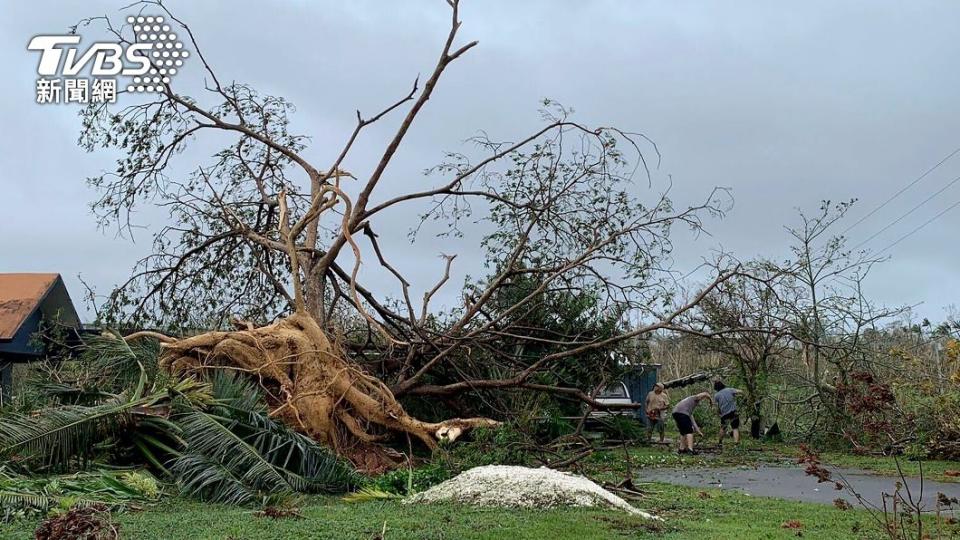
[2,1,959,324]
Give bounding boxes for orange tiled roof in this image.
[0,273,60,340]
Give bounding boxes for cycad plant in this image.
[0,353,194,472]
[171,371,356,504]
[0,333,355,505]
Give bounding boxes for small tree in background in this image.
[689,263,793,438]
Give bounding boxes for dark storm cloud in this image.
[2,1,958,322]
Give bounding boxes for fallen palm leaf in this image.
[342,487,404,503]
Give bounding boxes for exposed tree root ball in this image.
[154,314,498,471]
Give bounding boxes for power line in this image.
[876,198,960,256]
[841,144,960,236]
[852,173,960,250]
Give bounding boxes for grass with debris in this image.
[2,440,957,539]
[5,482,954,540]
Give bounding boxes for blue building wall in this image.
[623,365,659,422]
[0,309,43,358]
[0,362,11,405]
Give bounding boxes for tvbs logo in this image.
[28,15,189,104]
[28,36,153,77]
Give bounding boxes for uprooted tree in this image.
[78,0,741,470]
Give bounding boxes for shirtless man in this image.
[644,383,670,443]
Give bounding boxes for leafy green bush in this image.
[364,422,543,496]
[366,462,452,495]
[898,383,960,460]
[445,424,534,470]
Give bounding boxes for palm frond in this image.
[81,332,160,392]
[174,408,290,494]
[0,490,53,514]
[29,383,114,406]
[0,397,137,469]
[0,380,178,471]
[207,370,263,415]
[208,372,356,491]
[342,487,404,503]
[170,371,355,503]
[169,452,261,505]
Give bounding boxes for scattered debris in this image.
[369,521,387,540]
[405,465,659,519]
[833,498,853,510]
[254,506,303,520]
[781,519,804,536]
[603,477,645,500]
[34,504,119,540]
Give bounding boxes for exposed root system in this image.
[147,313,497,471]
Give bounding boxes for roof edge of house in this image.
[0,273,75,342]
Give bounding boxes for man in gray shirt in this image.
[713,380,742,445]
[671,392,712,454]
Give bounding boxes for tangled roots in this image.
[156,313,497,471]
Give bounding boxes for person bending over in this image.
[671,392,712,454]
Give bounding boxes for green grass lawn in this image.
[6,482,955,540]
[2,440,956,539]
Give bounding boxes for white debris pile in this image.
[404,465,659,519]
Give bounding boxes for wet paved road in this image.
[640,464,960,514]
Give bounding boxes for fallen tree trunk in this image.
[662,372,713,389]
[662,367,734,390]
[129,313,498,472]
